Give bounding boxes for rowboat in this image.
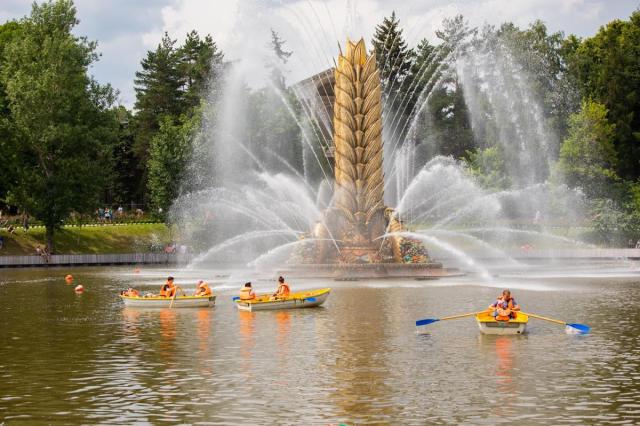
[235,288,330,311]
[476,311,528,335]
[120,294,216,308]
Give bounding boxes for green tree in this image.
[372,11,415,145]
[147,110,200,211]
[567,10,640,180]
[0,0,118,252]
[0,21,22,207]
[415,16,474,160]
[133,33,185,162]
[466,146,510,190]
[557,100,618,197]
[179,30,224,110]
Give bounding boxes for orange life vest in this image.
[275,283,290,298]
[160,282,176,298]
[239,287,255,300]
[196,282,212,296]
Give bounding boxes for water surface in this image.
[0,266,639,424]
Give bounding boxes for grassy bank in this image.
[0,224,172,255]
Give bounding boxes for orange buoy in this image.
[65,274,74,284]
[74,284,84,293]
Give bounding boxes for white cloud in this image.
[1,0,636,107]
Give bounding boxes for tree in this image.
[466,146,510,191]
[372,11,415,146]
[0,0,118,252]
[133,33,185,162]
[147,110,200,211]
[179,30,224,110]
[567,10,640,180]
[0,21,22,208]
[268,29,293,90]
[557,100,618,197]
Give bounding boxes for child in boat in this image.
[121,288,140,297]
[194,280,212,296]
[271,276,291,300]
[239,282,256,300]
[489,289,520,321]
[159,276,176,298]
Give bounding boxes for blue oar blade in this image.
[305,297,317,302]
[232,296,240,301]
[566,323,590,334]
[416,318,439,326]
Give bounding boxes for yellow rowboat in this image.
[476,311,528,335]
[120,294,216,308]
[235,288,330,311]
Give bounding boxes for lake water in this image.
[1,265,639,424]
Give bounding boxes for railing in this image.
[0,253,193,268]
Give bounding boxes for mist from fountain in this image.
[170,3,589,276]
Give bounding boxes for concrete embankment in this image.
[0,253,193,268]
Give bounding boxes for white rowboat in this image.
[476,311,528,335]
[235,288,330,311]
[120,294,216,308]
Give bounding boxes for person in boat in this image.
[194,279,212,297]
[271,276,291,300]
[239,282,256,300]
[159,276,177,298]
[121,288,140,297]
[489,289,520,321]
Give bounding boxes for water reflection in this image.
[238,310,256,363]
[197,308,212,367]
[1,268,639,424]
[159,309,177,363]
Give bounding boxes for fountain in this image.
[173,20,589,280]
[272,39,459,279]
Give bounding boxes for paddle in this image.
[521,311,590,334]
[416,310,486,327]
[169,286,181,309]
[232,296,240,301]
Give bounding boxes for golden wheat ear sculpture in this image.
[333,38,385,241]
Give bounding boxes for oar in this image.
[521,311,590,334]
[416,310,486,327]
[169,286,181,309]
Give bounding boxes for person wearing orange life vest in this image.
[159,276,177,298]
[272,276,291,299]
[194,279,212,297]
[239,282,256,300]
[489,289,520,321]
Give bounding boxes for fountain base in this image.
[276,262,465,280]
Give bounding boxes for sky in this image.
[1,0,637,109]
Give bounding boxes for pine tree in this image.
[179,30,224,110]
[269,29,293,89]
[371,12,414,95]
[371,12,415,146]
[133,33,185,162]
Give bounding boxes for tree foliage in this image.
[147,110,200,211]
[0,0,118,250]
[567,10,640,180]
[557,100,618,197]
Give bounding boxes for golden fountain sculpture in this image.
[310,38,410,263]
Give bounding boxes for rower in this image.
[121,288,140,297]
[160,276,177,298]
[489,289,520,321]
[194,279,212,297]
[272,276,290,300]
[239,282,256,300]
